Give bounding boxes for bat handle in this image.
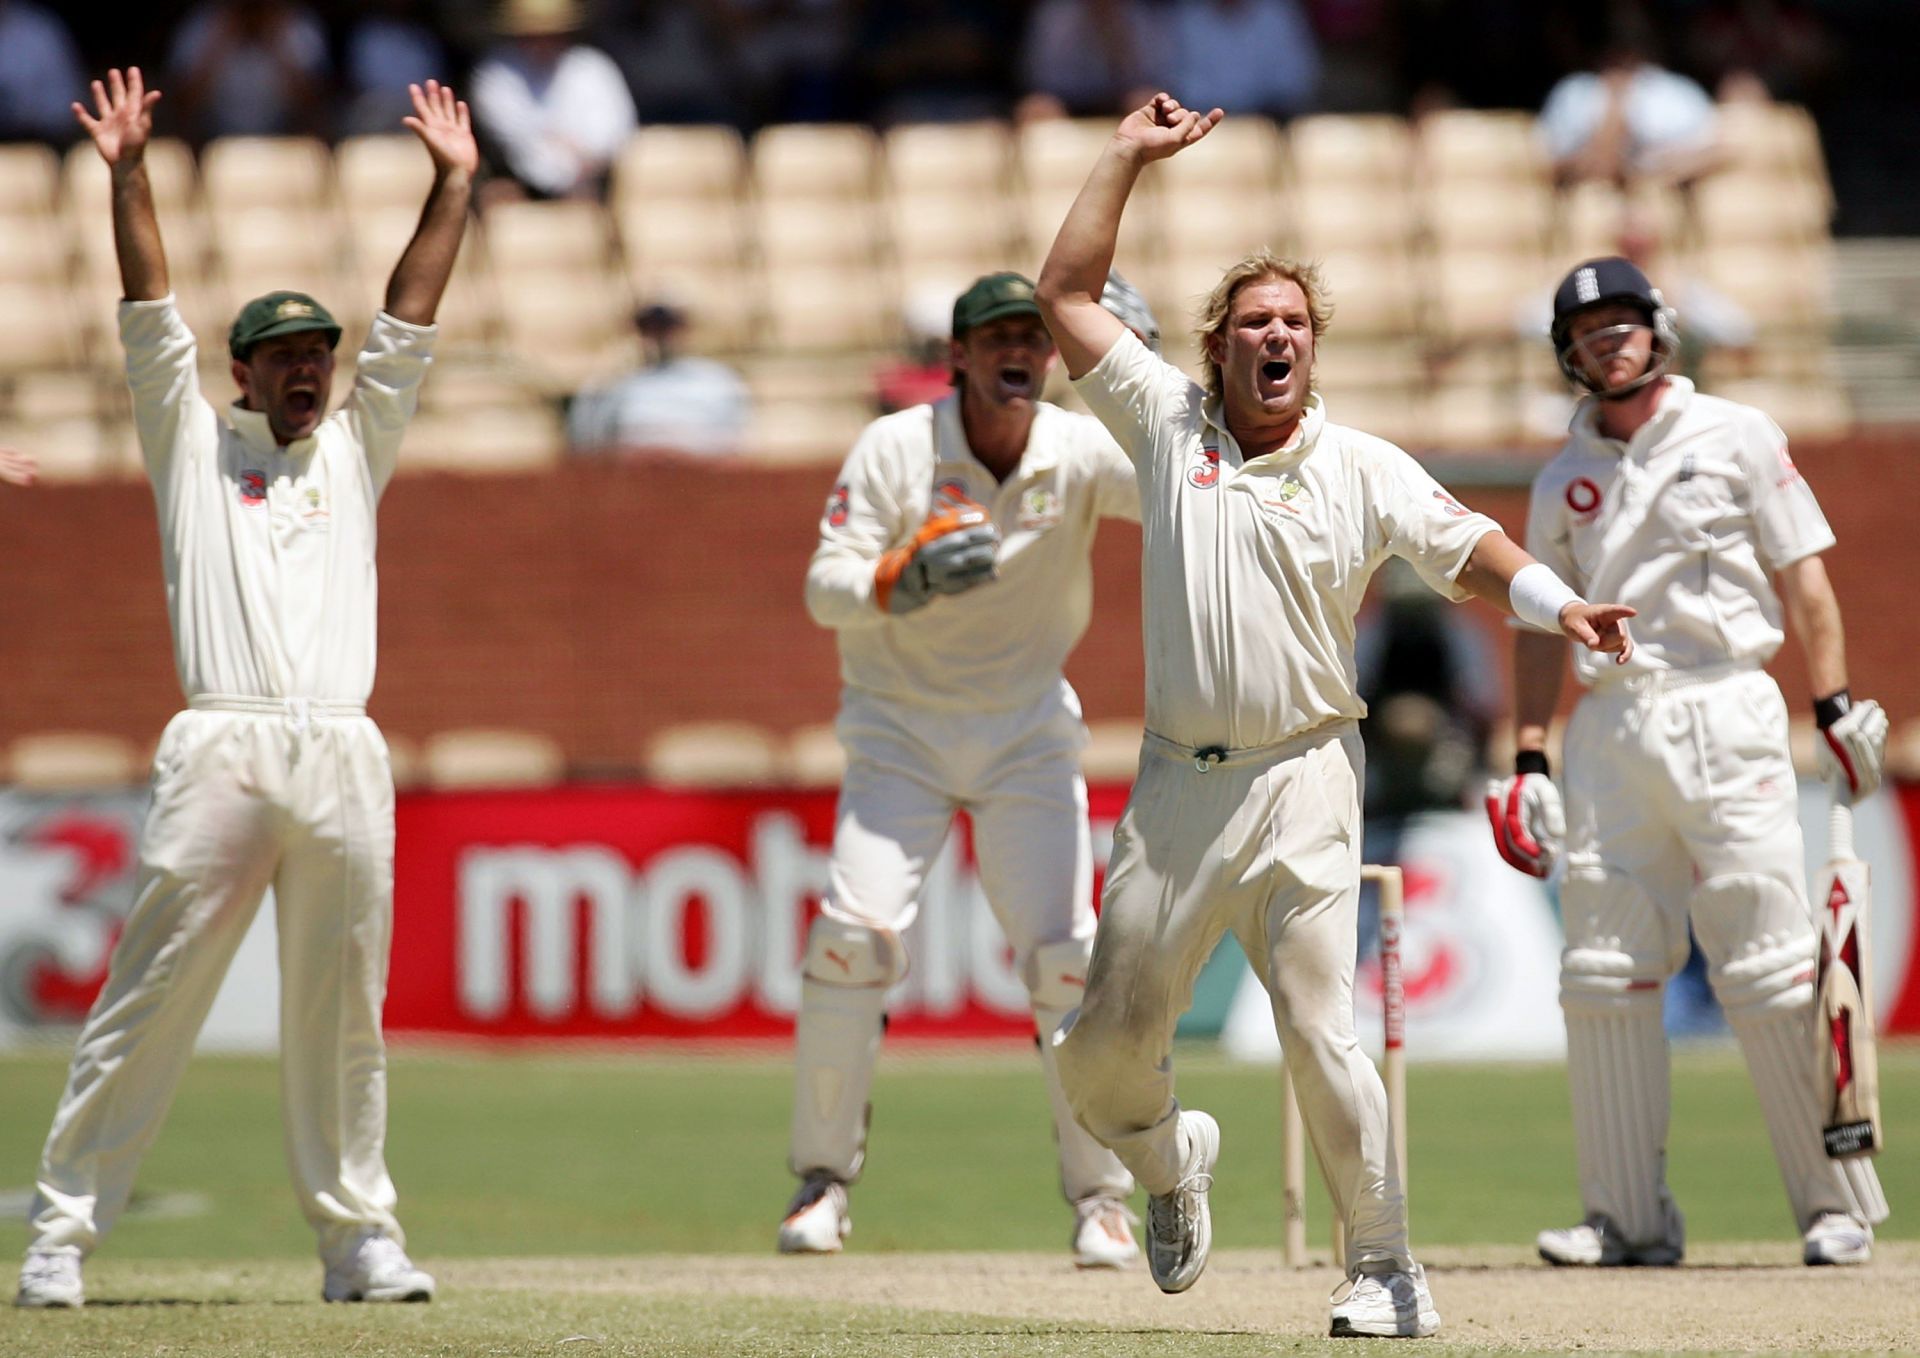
[1829,779,1855,862]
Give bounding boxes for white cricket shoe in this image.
[1537,1212,1682,1267]
[1072,1196,1140,1269]
[15,1248,84,1309]
[778,1173,850,1254]
[1803,1212,1872,1266]
[322,1231,435,1303]
[1329,1261,1442,1339]
[1146,1110,1218,1294]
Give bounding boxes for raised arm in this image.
[1036,93,1220,379]
[72,67,168,301]
[384,80,478,326]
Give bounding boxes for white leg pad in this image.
[1559,869,1680,1250]
[1028,938,1133,1204]
[788,916,904,1183]
[1694,873,1887,1229]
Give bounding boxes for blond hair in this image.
[1193,252,1334,402]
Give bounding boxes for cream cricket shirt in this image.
[121,296,435,705]
[1526,377,1835,688]
[1074,330,1498,751]
[806,393,1141,713]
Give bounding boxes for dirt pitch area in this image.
[459,1242,1920,1353]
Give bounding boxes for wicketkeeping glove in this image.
[1816,693,1888,804]
[873,486,1000,615]
[1485,765,1564,878]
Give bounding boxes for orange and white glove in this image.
[873,486,1000,614]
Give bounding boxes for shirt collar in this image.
[1570,376,1693,453]
[934,392,1056,479]
[1204,390,1326,464]
[226,401,310,457]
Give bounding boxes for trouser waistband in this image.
[1590,659,1760,698]
[1142,719,1355,773]
[188,695,367,733]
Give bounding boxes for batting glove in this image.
[1486,757,1564,878]
[874,487,1000,615]
[1816,692,1888,805]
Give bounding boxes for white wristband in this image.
[1510,562,1583,633]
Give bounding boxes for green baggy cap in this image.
[228,291,342,359]
[951,272,1041,338]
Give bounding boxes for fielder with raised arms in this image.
[16,69,474,1309]
[781,272,1152,1269]
[1488,256,1891,1268]
[1034,94,1635,1338]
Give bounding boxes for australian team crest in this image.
[1017,485,1062,530]
[1258,470,1310,518]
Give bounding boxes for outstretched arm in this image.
[73,67,168,301]
[384,80,478,326]
[1455,530,1636,660]
[1036,93,1221,379]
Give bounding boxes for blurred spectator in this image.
[568,298,751,456]
[1354,560,1500,824]
[599,0,741,125]
[855,0,1010,124]
[732,0,855,125]
[168,0,329,140]
[1538,10,1723,188]
[1016,0,1168,121]
[1167,0,1320,119]
[471,0,638,203]
[0,0,84,143]
[872,288,955,415]
[342,0,451,136]
[1684,0,1836,103]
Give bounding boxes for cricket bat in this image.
[1815,783,1881,1158]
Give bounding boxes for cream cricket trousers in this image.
[790,682,1132,1203]
[1056,721,1414,1270]
[28,703,406,1266]
[1560,664,1885,1240]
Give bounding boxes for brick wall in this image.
[2,435,1914,764]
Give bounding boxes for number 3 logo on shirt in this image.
[1188,446,1221,490]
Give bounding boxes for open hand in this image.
[1115,93,1224,164]
[403,79,479,179]
[1560,602,1636,663]
[73,67,162,167]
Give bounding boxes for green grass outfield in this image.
[1,1041,1914,1355]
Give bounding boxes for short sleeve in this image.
[1735,411,1835,570]
[1083,420,1141,523]
[1373,446,1501,601]
[1071,327,1196,479]
[1524,471,1580,592]
[803,416,913,629]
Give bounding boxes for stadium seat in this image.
[643,721,783,787]
[421,728,566,789]
[1158,185,1291,266]
[1021,181,1160,267]
[8,370,104,423]
[1699,242,1832,323]
[63,137,197,215]
[883,121,1012,199]
[741,398,872,466]
[0,284,86,372]
[401,405,566,472]
[617,197,748,272]
[613,124,748,206]
[0,417,103,480]
[1293,185,1417,256]
[0,143,59,219]
[1313,339,1425,394]
[1289,115,1415,190]
[496,274,639,393]
[6,732,143,789]
[624,263,758,355]
[1153,115,1286,197]
[762,269,897,353]
[1710,378,1851,441]
[0,213,66,284]
[1417,109,1549,186]
[751,123,879,202]
[201,136,332,213]
[1715,101,1827,184]
[481,200,615,276]
[1554,181,1688,261]
[1313,250,1418,339]
[335,134,436,210]
[1694,172,1829,248]
[1424,180,1554,255]
[1426,383,1525,449]
[1427,249,1553,348]
[886,194,1021,285]
[782,722,846,788]
[754,199,883,271]
[1320,387,1425,450]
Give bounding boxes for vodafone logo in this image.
[1565,476,1602,518]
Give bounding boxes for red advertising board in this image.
[388,785,1132,1041]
